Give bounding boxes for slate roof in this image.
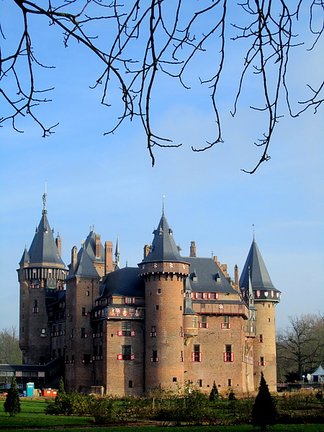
[69,230,105,278]
[19,248,30,266]
[185,257,237,294]
[101,267,145,298]
[239,240,278,292]
[27,210,65,267]
[73,247,100,278]
[142,213,186,264]
[83,231,105,262]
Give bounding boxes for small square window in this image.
[173,377,177,382]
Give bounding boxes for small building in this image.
[311,365,324,383]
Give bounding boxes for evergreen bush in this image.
[252,372,277,431]
[209,381,219,402]
[4,377,21,417]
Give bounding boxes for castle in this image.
[18,195,281,395]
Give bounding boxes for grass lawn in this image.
[0,398,323,432]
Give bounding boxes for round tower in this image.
[18,194,67,364]
[139,213,189,392]
[240,239,281,392]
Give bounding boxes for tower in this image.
[240,239,281,392]
[139,212,189,392]
[65,230,110,391]
[18,194,67,364]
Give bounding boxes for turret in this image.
[240,239,281,392]
[18,194,67,364]
[139,212,189,392]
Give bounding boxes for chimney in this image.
[143,244,150,259]
[71,246,78,273]
[56,234,62,256]
[190,241,196,257]
[105,241,113,274]
[95,234,101,258]
[234,264,239,290]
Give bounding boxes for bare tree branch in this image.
[0,0,323,171]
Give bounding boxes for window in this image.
[221,315,230,329]
[192,344,202,362]
[259,334,263,343]
[128,380,133,388]
[157,288,161,295]
[224,344,234,362]
[155,305,159,310]
[32,300,39,314]
[81,328,87,338]
[198,379,203,387]
[117,345,133,360]
[150,326,157,337]
[117,322,134,336]
[259,356,265,366]
[86,290,90,296]
[151,350,159,362]
[180,350,184,362]
[228,379,232,387]
[125,297,135,304]
[83,354,91,365]
[173,377,177,382]
[199,316,208,328]
[82,307,87,316]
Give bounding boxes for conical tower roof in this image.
[28,195,65,268]
[19,247,30,266]
[142,212,185,263]
[240,240,280,301]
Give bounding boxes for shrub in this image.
[252,373,277,431]
[209,381,219,402]
[4,377,21,417]
[92,397,116,425]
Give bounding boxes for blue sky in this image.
[0,2,323,332]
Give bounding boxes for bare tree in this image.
[0,327,22,364]
[1,1,323,172]
[277,314,324,382]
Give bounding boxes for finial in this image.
[252,224,255,241]
[162,194,166,215]
[42,191,47,214]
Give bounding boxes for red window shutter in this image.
[231,352,234,362]
[223,352,227,362]
[221,323,225,329]
[131,353,135,360]
[117,330,123,336]
[228,323,231,329]
[206,323,209,329]
[199,352,202,362]
[198,322,202,328]
[216,293,219,299]
[131,331,136,336]
[191,352,195,362]
[117,354,123,360]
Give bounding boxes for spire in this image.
[115,238,120,269]
[19,247,30,266]
[142,211,184,263]
[27,196,65,267]
[239,239,278,294]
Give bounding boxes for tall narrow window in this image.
[81,328,87,338]
[224,344,234,362]
[259,334,263,343]
[200,316,208,328]
[151,350,158,362]
[150,326,157,337]
[192,344,202,362]
[221,315,230,329]
[259,356,265,366]
[121,345,132,360]
[32,300,39,313]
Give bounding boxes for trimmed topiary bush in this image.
[252,372,277,431]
